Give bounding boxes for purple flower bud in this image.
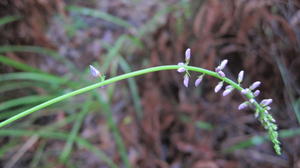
[178,62,185,66]
[249,99,255,103]
[253,90,260,97]
[185,48,191,62]
[249,81,261,90]
[241,89,249,95]
[183,74,189,87]
[225,85,233,90]
[177,67,186,73]
[215,66,221,72]
[217,71,226,77]
[266,106,271,110]
[219,59,228,70]
[214,81,224,93]
[238,102,248,110]
[89,65,101,77]
[238,70,244,83]
[254,110,259,118]
[195,75,204,87]
[260,99,273,106]
[222,88,233,96]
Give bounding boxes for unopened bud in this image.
[89,65,101,77]
[223,88,233,96]
[217,71,226,77]
[178,62,185,66]
[195,75,204,87]
[260,99,273,106]
[225,85,233,90]
[177,67,186,73]
[219,59,228,70]
[185,48,191,63]
[238,102,248,110]
[249,81,261,90]
[241,89,249,95]
[214,81,224,93]
[183,74,189,88]
[253,90,260,97]
[238,70,244,83]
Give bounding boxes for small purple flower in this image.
[238,70,244,83]
[183,74,189,87]
[254,110,259,118]
[219,59,228,70]
[178,62,185,66]
[177,67,186,73]
[89,65,101,77]
[241,89,249,95]
[222,88,233,96]
[249,81,261,90]
[238,102,248,110]
[214,81,224,93]
[260,99,273,106]
[195,75,204,87]
[253,90,260,97]
[217,71,226,77]
[225,85,233,90]
[177,62,186,73]
[185,48,191,63]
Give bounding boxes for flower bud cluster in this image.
[176,48,281,155]
[236,73,280,154]
[177,48,197,88]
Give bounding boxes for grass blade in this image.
[0,16,21,26]
[95,93,131,168]
[0,129,117,168]
[59,97,92,163]
[0,95,53,111]
[67,5,133,29]
[224,128,300,153]
[0,55,43,73]
[119,57,143,119]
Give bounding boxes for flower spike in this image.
[175,48,280,155]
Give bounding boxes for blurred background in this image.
[0,0,300,167]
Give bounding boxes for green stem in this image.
[0,65,251,128]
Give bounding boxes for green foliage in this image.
[0,15,21,26]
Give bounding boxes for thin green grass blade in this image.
[0,45,75,70]
[66,5,133,29]
[0,129,117,168]
[60,97,92,163]
[29,140,46,168]
[180,115,213,131]
[273,55,300,124]
[0,106,32,120]
[0,139,19,157]
[0,15,21,26]
[224,128,300,153]
[0,55,43,73]
[101,35,127,73]
[0,95,53,111]
[95,94,131,168]
[0,81,49,93]
[0,72,78,88]
[119,57,143,119]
